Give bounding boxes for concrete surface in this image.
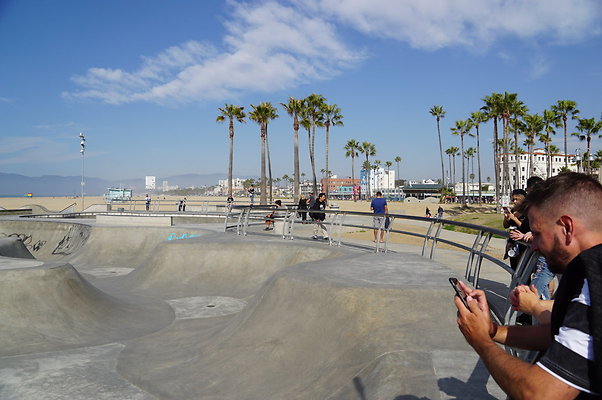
[0,217,506,399]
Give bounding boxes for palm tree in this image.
[322,103,343,197]
[281,97,305,202]
[451,119,473,203]
[303,94,326,196]
[573,117,602,174]
[469,111,487,203]
[510,100,528,188]
[361,141,376,198]
[385,161,393,190]
[497,92,520,195]
[541,109,559,178]
[445,147,454,185]
[481,93,503,203]
[249,102,277,205]
[551,100,580,169]
[345,139,360,201]
[394,156,402,185]
[216,104,246,197]
[263,103,278,202]
[429,105,447,187]
[522,113,544,178]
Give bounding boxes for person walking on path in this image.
[310,193,328,240]
[370,191,388,243]
[248,185,255,205]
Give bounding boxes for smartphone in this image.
[502,206,510,213]
[449,277,469,308]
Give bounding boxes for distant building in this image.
[360,168,396,198]
[402,180,442,200]
[498,148,578,189]
[145,176,156,190]
[320,177,360,200]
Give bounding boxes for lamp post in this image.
[588,153,594,176]
[575,149,582,173]
[79,132,86,211]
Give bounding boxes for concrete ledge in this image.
[96,214,173,226]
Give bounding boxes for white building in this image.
[361,168,395,195]
[145,176,156,190]
[217,178,246,193]
[498,148,578,189]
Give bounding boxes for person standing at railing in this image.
[370,191,388,243]
[310,193,328,240]
[145,194,151,211]
[454,172,602,399]
[503,188,528,270]
[248,185,255,205]
[297,194,308,223]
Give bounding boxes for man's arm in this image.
[455,297,580,399]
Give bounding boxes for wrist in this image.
[489,322,499,340]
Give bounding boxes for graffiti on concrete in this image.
[168,233,200,241]
[1,233,46,253]
[52,226,90,255]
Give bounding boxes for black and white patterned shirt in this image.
[538,279,598,397]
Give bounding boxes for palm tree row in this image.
[432,94,600,203]
[217,94,343,205]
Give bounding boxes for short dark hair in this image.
[526,176,543,189]
[511,188,527,197]
[318,192,326,198]
[525,172,602,225]
[376,191,382,196]
[275,200,282,205]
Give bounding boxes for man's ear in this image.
[558,215,574,245]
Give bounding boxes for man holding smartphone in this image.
[454,173,602,399]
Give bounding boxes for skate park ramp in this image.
[0,262,174,357]
[0,236,35,259]
[0,218,504,399]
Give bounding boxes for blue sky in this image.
[1,0,601,184]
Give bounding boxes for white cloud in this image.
[64,2,363,105]
[0,136,78,166]
[63,0,600,104]
[528,54,551,79]
[309,0,602,50]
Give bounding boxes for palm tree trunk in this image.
[502,117,511,195]
[228,119,234,197]
[266,127,273,203]
[514,122,520,188]
[293,118,300,202]
[461,135,466,203]
[437,119,445,187]
[563,117,568,170]
[476,126,482,204]
[308,127,317,196]
[260,125,267,205]
[351,154,356,201]
[325,125,330,197]
[493,118,500,204]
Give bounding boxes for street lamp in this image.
[79,132,86,211]
[575,149,582,173]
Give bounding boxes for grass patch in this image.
[444,213,506,238]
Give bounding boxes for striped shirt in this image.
[538,279,598,397]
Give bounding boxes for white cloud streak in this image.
[0,136,77,166]
[63,0,601,104]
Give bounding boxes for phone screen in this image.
[449,277,469,308]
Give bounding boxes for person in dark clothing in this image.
[309,192,328,240]
[297,194,308,222]
[455,172,602,399]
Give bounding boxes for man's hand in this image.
[454,280,497,345]
[509,285,539,313]
[509,229,524,241]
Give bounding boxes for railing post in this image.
[422,220,436,257]
[429,221,443,259]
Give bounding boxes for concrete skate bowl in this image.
[0,237,35,259]
[0,262,174,357]
[116,251,481,400]
[0,219,91,261]
[113,236,345,299]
